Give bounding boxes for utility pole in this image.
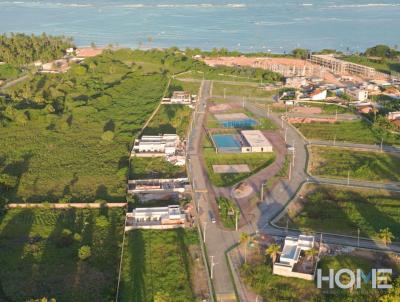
[381,137,384,153]
[210,256,218,279]
[357,228,360,248]
[224,88,226,99]
[292,139,295,167]
[203,221,207,243]
[235,210,239,231]
[281,116,284,128]
[284,127,288,143]
[242,96,245,108]
[347,170,350,186]
[335,109,338,121]
[333,135,336,146]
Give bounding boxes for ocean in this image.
[0,0,399,53]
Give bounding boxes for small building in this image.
[273,235,317,280]
[40,59,70,74]
[346,88,369,102]
[127,178,189,194]
[65,47,75,55]
[130,205,186,226]
[240,130,273,153]
[133,134,180,156]
[170,91,192,104]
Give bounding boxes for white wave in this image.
[226,3,246,8]
[302,3,313,6]
[328,3,400,8]
[121,4,145,8]
[61,3,93,7]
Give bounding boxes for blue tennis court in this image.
[212,134,241,152]
[220,118,257,128]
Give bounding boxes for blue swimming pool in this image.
[212,134,241,152]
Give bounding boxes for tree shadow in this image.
[0,209,34,301]
[103,119,115,132]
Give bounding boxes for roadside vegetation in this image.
[0,207,125,302]
[297,102,351,115]
[130,157,186,180]
[119,229,205,302]
[216,197,240,229]
[277,184,400,239]
[169,79,200,96]
[143,104,192,138]
[294,120,400,145]
[309,146,400,182]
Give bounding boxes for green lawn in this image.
[0,207,125,302]
[297,102,351,114]
[216,197,240,229]
[130,157,186,180]
[169,79,200,96]
[203,144,275,187]
[143,104,192,138]
[277,184,400,239]
[294,120,400,145]
[309,146,400,182]
[119,229,200,302]
[212,82,277,98]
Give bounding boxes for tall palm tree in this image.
[240,232,250,263]
[265,243,281,264]
[379,228,394,247]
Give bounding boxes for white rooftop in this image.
[241,130,272,148]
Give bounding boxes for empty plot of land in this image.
[309,146,400,182]
[277,184,400,239]
[213,164,250,174]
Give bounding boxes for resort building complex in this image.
[132,134,181,156]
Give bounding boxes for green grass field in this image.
[169,79,200,96]
[0,207,125,302]
[203,144,275,187]
[277,184,400,239]
[309,146,400,182]
[294,120,400,145]
[212,82,277,98]
[297,102,351,114]
[130,157,186,180]
[143,104,192,138]
[119,229,201,302]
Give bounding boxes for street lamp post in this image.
[203,221,207,243]
[210,256,218,279]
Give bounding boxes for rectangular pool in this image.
[212,134,241,152]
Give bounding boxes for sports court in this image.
[213,113,257,128]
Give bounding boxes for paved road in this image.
[0,74,29,91]
[187,80,238,302]
[309,139,400,153]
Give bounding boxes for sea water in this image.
[0,0,399,52]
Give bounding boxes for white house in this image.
[240,130,273,153]
[388,111,400,121]
[346,88,369,102]
[273,235,317,280]
[133,134,180,156]
[131,205,186,225]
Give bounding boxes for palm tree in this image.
[265,243,281,264]
[240,232,250,263]
[305,248,318,263]
[379,228,394,246]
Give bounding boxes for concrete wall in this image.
[273,264,315,281]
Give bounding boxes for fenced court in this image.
[214,113,257,128]
[212,134,242,153]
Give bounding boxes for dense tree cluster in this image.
[0,33,74,65]
[365,44,400,59]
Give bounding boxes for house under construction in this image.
[309,54,376,78]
